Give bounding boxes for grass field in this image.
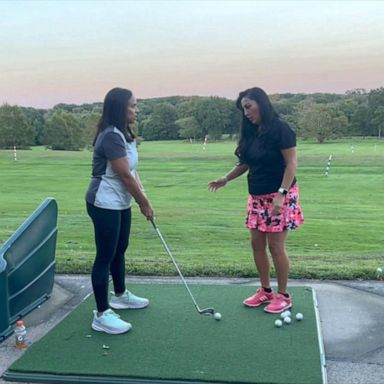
[0,139,383,279]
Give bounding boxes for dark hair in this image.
[93,87,135,145]
[234,87,278,163]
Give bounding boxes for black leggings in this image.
[86,202,131,312]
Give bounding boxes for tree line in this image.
[0,88,383,150]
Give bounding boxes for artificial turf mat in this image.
[3,284,324,384]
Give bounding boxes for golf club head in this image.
[199,307,215,316]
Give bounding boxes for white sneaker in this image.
[109,290,149,309]
[91,309,132,334]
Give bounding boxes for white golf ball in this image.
[377,267,383,274]
[283,316,291,324]
[214,312,222,321]
[296,313,304,321]
[281,310,291,319]
[275,319,283,328]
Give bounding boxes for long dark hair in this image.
[234,87,278,163]
[93,87,135,145]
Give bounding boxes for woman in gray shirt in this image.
[86,87,154,334]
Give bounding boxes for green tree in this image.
[177,97,235,140]
[175,117,202,140]
[20,107,46,145]
[139,119,156,141]
[367,88,384,138]
[350,104,372,136]
[227,103,241,137]
[43,110,85,150]
[273,97,300,134]
[371,106,384,139]
[298,103,348,143]
[345,89,367,105]
[338,99,358,126]
[81,110,101,148]
[140,103,178,140]
[274,98,297,117]
[0,104,35,149]
[368,87,384,111]
[204,97,234,139]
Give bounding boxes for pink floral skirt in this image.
[246,183,304,232]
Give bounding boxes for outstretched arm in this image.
[208,163,249,192]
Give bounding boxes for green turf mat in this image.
[4,284,324,384]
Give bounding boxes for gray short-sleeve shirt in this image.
[85,126,138,210]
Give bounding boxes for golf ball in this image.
[214,312,222,321]
[275,319,283,328]
[377,267,383,274]
[296,313,304,321]
[283,316,291,324]
[281,310,291,319]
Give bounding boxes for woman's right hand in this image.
[208,177,227,192]
[139,201,154,221]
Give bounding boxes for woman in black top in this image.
[209,87,303,314]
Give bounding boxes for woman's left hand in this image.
[272,194,285,215]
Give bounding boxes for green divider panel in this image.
[0,198,58,341]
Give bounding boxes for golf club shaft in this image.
[150,220,201,311]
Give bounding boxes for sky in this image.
[1,0,384,108]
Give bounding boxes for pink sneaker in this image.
[243,288,274,307]
[264,292,292,313]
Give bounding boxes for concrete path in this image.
[1,275,383,384]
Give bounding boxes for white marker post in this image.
[324,154,332,177]
[203,135,208,151]
[13,145,17,161]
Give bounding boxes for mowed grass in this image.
[0,139,383,279]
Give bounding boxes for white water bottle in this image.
[15,320,27,349]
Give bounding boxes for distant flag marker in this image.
[203,135,208,150]
[324,154,332,176]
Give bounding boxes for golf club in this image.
[150,219,215,316]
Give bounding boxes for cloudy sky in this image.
[1,0,383,108]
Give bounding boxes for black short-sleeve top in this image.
[241,119,296,195]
